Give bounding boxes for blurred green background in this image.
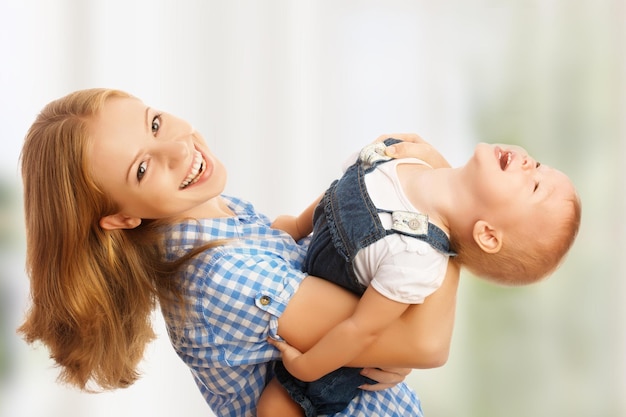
[1,1,623,416]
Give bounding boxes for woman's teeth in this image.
[180,150,205,189]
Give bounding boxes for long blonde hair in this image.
[18,89,187,390]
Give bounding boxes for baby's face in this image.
[465,143,577,231]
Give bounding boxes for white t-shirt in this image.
[352,158,449,304]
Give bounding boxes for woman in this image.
[18,88,459,416]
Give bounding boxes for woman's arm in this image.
[352,260,459,368]
[277,260,459,369]
[276,136,459,369]
[271,194,322,241]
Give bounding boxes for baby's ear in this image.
[472,220,503,254]
[99,213,142,230]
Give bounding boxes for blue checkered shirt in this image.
[161,195,424,417]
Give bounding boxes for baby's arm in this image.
[353,260,459,369]
[270,287,410,382]
[277,259,460,370]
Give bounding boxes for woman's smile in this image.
[180,148,206,189]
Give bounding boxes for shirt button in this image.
[259,295,271,306]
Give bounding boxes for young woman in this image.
[18,88,460,417]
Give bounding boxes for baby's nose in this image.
[521,155,537,170]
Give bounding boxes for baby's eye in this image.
[151,114,162,134]
[137,161,148,181]
[533,182,539,192]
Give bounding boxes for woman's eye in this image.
[137,161,148,181]
[151,114,162,134]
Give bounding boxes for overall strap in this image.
[359,138,456,256]
[377,209,456,256]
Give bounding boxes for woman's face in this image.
[88,96,227,226]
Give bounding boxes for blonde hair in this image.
[18,89,190,390]
[451,192,582,285]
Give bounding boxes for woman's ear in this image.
[472,220,503,254]
[99,213,142,230]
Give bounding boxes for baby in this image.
[260,137,581,417]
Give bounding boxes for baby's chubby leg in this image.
[257,377,304,417]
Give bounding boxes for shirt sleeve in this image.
[165,247,305,416]
[188,247,304,363]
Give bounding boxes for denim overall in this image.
[274,139,456,417]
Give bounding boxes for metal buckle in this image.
[391,211,429,235]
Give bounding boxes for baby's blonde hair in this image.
[451,192,581,285]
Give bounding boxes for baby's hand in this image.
[268,337,303,361]
[267,337,309,379]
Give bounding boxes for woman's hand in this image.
[358,367,411,391]
[374,132,429,145]
[374,133,452,169]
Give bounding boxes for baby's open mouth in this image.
[498,150,512,170]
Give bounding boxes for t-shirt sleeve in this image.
[355,234,448,304]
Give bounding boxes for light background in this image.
[0,1,624,416]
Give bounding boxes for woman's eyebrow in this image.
[125,108,150,185]
[144,107,151,132]
[126,152,138,185]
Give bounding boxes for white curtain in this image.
[1,1,623,416]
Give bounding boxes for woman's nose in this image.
[153,139,189,168]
